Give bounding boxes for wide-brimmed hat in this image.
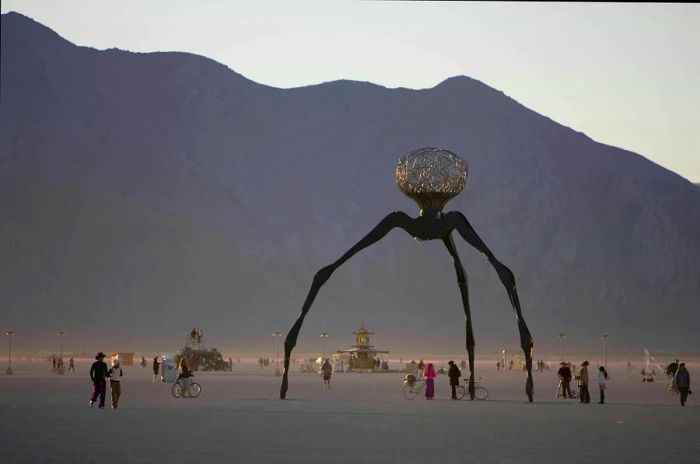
[95,352,106,360]
[582,360,589,366]
[448,360,454,365]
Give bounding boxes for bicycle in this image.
[455,377,488,400]
[172,376,202,398]
[555,379,578,399]
[402,375,426,400]
[666,375,679,396]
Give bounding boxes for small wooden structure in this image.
[337,322,389,372]
[110,352,134,366]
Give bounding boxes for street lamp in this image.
[501,349,506,371]
[57,330,66,375]
[57,330,65,358]
[557,329,566,362]
[601,331,609,369]
[5,330,15,375]
[273,331,282,377]
[320,331,329,360]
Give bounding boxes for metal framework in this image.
[280,147,534,402]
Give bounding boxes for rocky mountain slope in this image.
[1,12,699,354]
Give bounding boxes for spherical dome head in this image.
[395,147,469,213]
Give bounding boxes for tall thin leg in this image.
[449,211,534,402]
[280,211,415,399]
[442,234,475,400]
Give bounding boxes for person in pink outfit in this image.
[424,363,437,399]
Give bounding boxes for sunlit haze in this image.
[2,0,699,183]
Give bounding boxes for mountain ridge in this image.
[1,12,699,354]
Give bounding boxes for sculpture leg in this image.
[442,234,476,400]
[280,211,416,399]
[449,211,534,402]
[280,268,329,399]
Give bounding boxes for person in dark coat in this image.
[558,362,573,399]
[675,363,691,406]
[89,352,109,408]
[152,356,160,382]
[447,360,461,399]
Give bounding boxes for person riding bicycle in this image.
[178,357,194,396]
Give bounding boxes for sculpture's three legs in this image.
[442,234,476,399]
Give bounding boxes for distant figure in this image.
[418,359,425,378]
[577,361,590,404]
[598,366,608,404]
[424,363,436,400]
[321,358,333,389]
[496,361,501,371]
[152,356,160,382]
[460,360,466,370]
[447,360,461,399]
[89,352,109,408]
[108,358,123,409]
[228,357,233,372]
[666,359,680,377]
[67,357,75,373]
[140,357,147,368]
[52,356,56,372]
[178,357,193,396]
[675,363,691,406]
[558,362,573,399]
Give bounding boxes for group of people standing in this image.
[558,360,608,404]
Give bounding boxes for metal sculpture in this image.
[280,147,534,402]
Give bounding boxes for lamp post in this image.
[601,331,609,369]
[320,331,329,360]
[501,349,506,372]
[273,331,282,377]
[5,330,15,375]
[57,330,65,359]
[557,329,566,362]
[57,330,66,375]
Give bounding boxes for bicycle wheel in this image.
[172,382,183,398]
[475,386,489,400]
[403,384,418,400]
[455,385,466,400]
[189,382,202,398]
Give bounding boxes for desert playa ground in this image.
[1,360,698,464]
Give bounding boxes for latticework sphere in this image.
[395,147,469,212]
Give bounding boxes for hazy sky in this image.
[3,1,699,182]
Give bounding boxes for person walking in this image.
[67,357,75,373]
[424,362,436,400]
[447,360,461,399]
[558,362,573,399]
[89,352,109,408]
[321,358,333,389]
[675,363,691,406]
[108,358,123,409]
[577,360,590,404]
[598,366,608,404]
[152,356,160,382]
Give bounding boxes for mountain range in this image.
[1,12,699,355]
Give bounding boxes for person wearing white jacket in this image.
[598,366,609,404]
[108,359,123,409]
